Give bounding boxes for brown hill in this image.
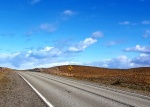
[40,65,150,92]
[0,67,13,72]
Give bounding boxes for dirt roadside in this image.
[0,70,47,107]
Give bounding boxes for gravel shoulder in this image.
[0,70,47,107]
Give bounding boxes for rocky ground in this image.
[0,70,47,107]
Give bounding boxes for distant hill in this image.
[0,67,13,72]
[38,65,150,92]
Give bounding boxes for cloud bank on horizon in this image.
[0,0,150,69]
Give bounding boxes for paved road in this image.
[18,71,150,107]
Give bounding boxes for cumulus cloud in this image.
[61,10,77,20]
[87,53,150,69]
[106,56,134,68]
[0,30,104,69]
[68,31,103,52]
[91,31,103,39]
[86,55,132,69]
[124,45,150,53]
[119,21,130,25]
[35,61,80,68]
[122,45,150,67]
[1,45,150,69]
[132,53,150,66]
[68,38,97,52]
[86,44,150,68]
[0,46,65,69]
[28,46,63,59]
[143,30,150,38]
[62,10,75,16]
[142,20,150,24]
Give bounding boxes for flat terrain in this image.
[19,71,150,107]
[0,69,46,107]
[0,65,150,107]
[39,65,150,94]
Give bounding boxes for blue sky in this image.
[0,0,150,69]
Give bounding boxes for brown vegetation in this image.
[0,69,12,94]
[0,67,12,72]
[0,67,13,87]
[41,65,150,92]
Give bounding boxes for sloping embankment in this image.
[41,65,150,92]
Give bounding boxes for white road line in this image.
[17,72,54,107]
[33,72,150,100]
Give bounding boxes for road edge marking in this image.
[35,72,150,100]
[17,72,54,107]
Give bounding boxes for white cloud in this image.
[0,49,80,69]
[28,46,63,59]
[68,38,97,52]
[68,31,103,52]
[1,45,150,70]
[119,21,130,25]
[142,20,150,24]
[36,61,80,68]
[132,53,150,67]
[86,55,134,69]
[91,31,103,38]
[124,45,150,53]
[0,46,65,69]
[63,10,75,16]
[40,46,53,52]
[40,23,57,33]
[105,55,133,68]
[143,30,150,38]
[0,52,20,59]
[0,30,103,69]
[82,38,97,46]
[86,44,150,68]
[87,53,150,69]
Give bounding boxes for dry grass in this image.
[0,72,11,93]
[41,65,150,92]
[0,67,13,92]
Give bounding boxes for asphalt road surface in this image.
[18,71,150,107]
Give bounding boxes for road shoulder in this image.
[0,71,47,107]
